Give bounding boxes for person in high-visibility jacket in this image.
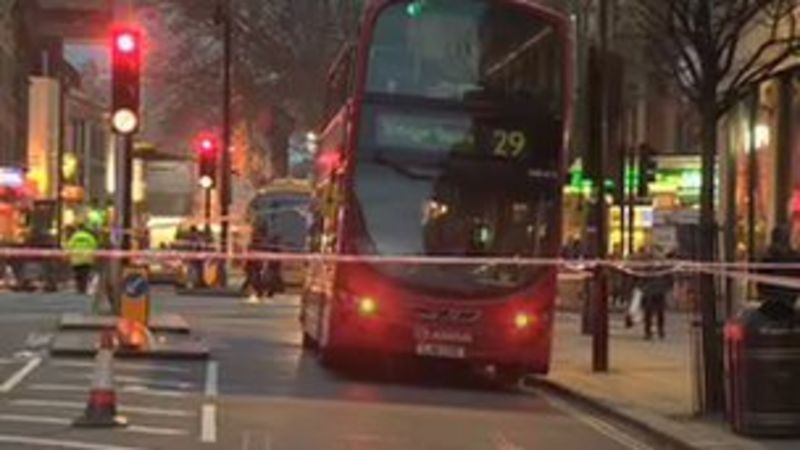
[67,226,99,294]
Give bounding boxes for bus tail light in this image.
[514,312,537,330]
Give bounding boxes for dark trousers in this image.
[244,262,266,297]
[265,264,283,298]
[643,295,666,338]
[73,264,92,294]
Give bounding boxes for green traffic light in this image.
[406,0,426,17]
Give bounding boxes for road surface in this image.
[0,288,670,450]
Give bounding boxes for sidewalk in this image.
[547,312,800,450]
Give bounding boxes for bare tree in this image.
[632,0,799,412]
[139,0,360,179]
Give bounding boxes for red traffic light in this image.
[195,134,220,157]
[111,26,142,135]
[195,133,219,188]
[111,27,141,58]
[115,32,137,53]
[201,138,214,152]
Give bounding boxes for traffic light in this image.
[603,179,616,198]
[195,134,220,189]
[406,0,428,16]
[638,149,657,197]
[111,26,142,135]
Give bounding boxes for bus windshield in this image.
[367,0,562,112]
[352,0,564,296]
[353,106,560,295]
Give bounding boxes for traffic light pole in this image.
[628,145,637,255]
[591,0,610,373]
[219,0,232,286]
[204,187,212,236]
[110,134,133,313]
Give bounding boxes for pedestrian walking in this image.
[636,247,673,340]
[242,230,268,304]
[264,237,284,299]
[10,229,34,291]
[30,227,58,292]
[66,225,99,294]
[182,225,204,288]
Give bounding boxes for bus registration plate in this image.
[415,343,466,359]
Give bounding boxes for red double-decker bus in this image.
[301,0,571,380]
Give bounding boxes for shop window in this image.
[755,82,778,253]
[790,75,800,246]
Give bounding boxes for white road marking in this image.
[51,359,192,374]
[121,385,190,398]
[62,373,196,390]
[30,383,189,398]
[25,332,53,348]
[10,399,196,418]
[201,404,217,443]
[13,350,37,360]
[205,361,219,398]
[115,375,195,390]
[0,356,41,393]
[29,383,86,392]
[0,413,66,425]
[0,414,188,437]
[523,384,654,450]
[128,425,189,436]
[0,435,144,450]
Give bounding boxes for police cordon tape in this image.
[6,246,800,292]
[2,246,800,273]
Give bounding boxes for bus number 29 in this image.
[492,130,527,158]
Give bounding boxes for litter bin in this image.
[724,302,800,436]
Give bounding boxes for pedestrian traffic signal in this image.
[195,134,219,188]
[111,27,142,135]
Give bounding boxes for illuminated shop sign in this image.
[0,168,25,189]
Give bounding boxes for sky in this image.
[64,44,107,70]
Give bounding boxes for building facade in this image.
[719,75,799,264]
[568,0,700,256]
[716,5,799,309]
[0,0,34,167]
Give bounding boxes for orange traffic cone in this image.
[116,318,153,352]
[73,330,127,428]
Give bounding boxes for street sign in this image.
[121,266,150,325]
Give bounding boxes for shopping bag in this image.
[625,288,644,328]
[86,272,100,297]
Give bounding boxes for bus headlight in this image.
[358,297,378,317]
[514,312,536,330]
